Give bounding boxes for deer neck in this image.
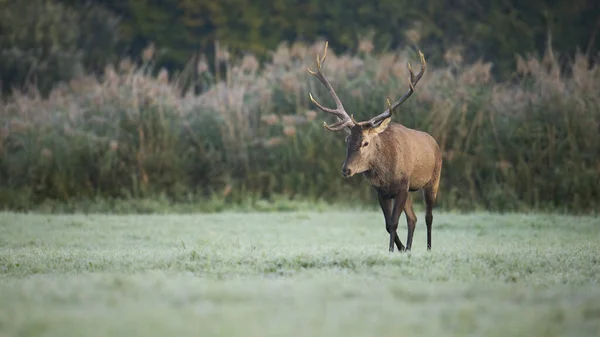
[363,158,394,188]
[363,138,406,192]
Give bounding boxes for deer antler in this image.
[307,41,355,132]
[356,50,427,128]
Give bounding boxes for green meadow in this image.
[1,211,599,337]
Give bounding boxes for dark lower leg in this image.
[386,223,404,252]
[425,212,432,251]
[406,220,416,250]
[424,185,436,251]
[379,194,403,252]
[389,228,396,252]
[380,192,405,252]
[395,233,405,251]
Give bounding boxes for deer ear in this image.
[370,117,391,135]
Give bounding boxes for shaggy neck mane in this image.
[363,133,398,188]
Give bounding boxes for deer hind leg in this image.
[404,193,417,251]
[423,179,440,251]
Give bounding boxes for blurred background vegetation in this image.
[0,0,599,213]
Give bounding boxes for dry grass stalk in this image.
[0,39,598,212]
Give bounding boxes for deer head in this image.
[307,41,427,178]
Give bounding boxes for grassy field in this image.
[0,210,599,337]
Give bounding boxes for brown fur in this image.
[306,41,441,252]
[342,121,442,252]
[344,122,441,193]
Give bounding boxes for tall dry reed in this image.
[1,40,598,212]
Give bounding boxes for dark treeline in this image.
[1,0,599,94]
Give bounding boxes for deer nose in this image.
[341,167,351,177]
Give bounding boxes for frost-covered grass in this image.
[1,211,599,336]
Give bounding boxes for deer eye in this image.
[362,142,369,147]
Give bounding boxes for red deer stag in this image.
[307,41,442,252]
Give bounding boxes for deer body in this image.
[307,41,442,252]
[352,123,440,192]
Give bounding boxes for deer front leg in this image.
[377,193,404,252]
[388,187,409,252]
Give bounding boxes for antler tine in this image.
[323,119,355,131]
[306,41,355,132]
[357,50,427,128]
